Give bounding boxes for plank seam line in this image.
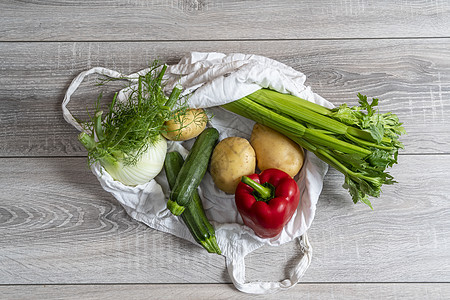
[0,282,449,287]
[0,153,449,159]
[1,36,450,43]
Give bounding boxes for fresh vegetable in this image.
[82,133,167,186]
[210,137,256,194]
[78,62,185,186]
[167,127,219,216]
[163,108,208,141]
[235,168,300,238]
[223,88,405,208]
[250,123,304,177]
[164,151,221,254]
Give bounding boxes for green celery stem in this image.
[249,89,331,116]
[241,95,371,157]
[241,176,272,200]
[223,97,306,139]
[316,148,380,188]
[345,133,393,150]
[248,90,348,135]
[303,128,371,157]
[224,98,370,157]
[248,89,390,144]
[315,148,350,175]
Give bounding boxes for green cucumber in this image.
[167,127,219,216]
[164,151,221,254]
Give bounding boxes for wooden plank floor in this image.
[1,1,449,299]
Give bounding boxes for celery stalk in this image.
[224,97,371,157]
[247,88,331,116]
[247,89,348,135]
[222,89,405,208]
[248,88,388,143]
[223,96,306,139]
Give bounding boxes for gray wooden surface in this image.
[1,1,449,299]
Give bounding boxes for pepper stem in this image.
[241,176,273,200]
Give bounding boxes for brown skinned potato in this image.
[210,137,256,194]
[250,123,304,177]
[163,108,208,141]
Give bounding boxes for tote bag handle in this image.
[225,233,312,294]
[62,66,149,131]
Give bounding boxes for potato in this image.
[163,108,207,141]
[210,137,256,194]
[250,123,304,177]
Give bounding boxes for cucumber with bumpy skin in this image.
[164,151,221,254]
[167,127,219,216]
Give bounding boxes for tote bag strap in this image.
[225,233,312,294]
[62,66,143,131]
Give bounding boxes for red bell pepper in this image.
[235,168,300,238]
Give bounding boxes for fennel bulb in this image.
[100,135,167,186]
[77,61,186,186]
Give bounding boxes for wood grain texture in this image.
[1,0,449,295]
[0,157,226,284]
[1,39,449,156]
[1,0,450,41]
[1,283,450,300]
[0,155,449,284]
